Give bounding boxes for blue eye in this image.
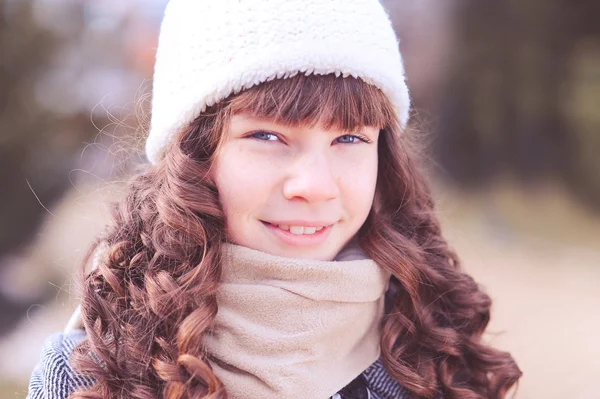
[335,134,369,144]
[250,131,279,141]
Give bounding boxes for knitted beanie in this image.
[146,0,410,164]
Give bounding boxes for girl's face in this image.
[213,113,379,261]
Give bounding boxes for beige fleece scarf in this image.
[204,243,390,399]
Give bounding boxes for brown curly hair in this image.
[70,73,521,399]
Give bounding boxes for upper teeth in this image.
[277,225,324,235]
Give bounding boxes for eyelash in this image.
[248,131,280,141]
[247,131,371,144]
[335,134,371,144]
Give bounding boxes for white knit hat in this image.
[146,0,410,164]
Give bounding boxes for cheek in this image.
[213,147,274,229]
[337,150,378,220]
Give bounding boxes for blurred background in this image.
[0,0,598,398]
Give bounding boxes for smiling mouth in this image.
[262,222,327,235]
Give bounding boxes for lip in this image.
[264,220,335,227]
[261,221,333,247]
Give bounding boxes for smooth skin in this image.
[213,113,380,261]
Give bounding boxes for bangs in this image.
[226,73,397,132]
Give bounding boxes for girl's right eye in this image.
[248,131,279,141]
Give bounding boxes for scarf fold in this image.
[204,243,390,399]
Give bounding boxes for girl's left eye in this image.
[334,134,369,144]
[249,131,279,141]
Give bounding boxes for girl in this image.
[27,0,521,398]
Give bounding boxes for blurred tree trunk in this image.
[435,0,600,208]
[559,0,600,207]
[0,1,98,335]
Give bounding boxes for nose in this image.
[282,153,340,203]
